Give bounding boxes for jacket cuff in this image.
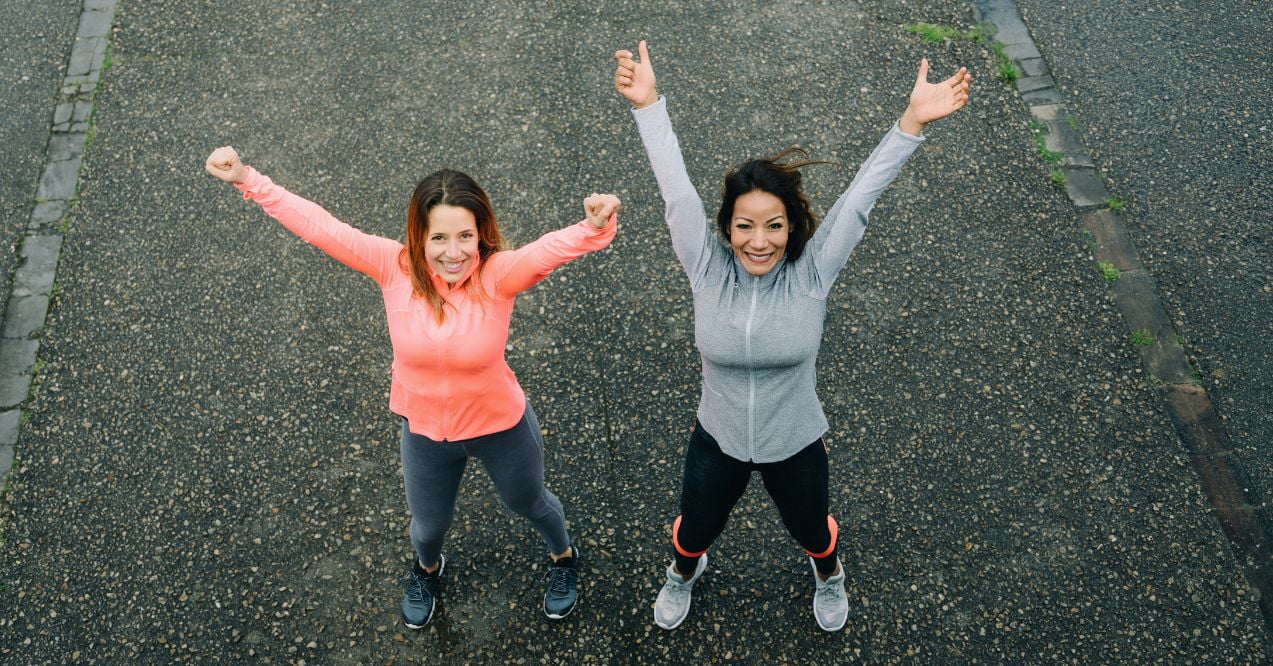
[233,166,267,200]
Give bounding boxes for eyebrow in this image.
[734,215,786,223]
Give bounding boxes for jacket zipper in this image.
[744,276,758,461]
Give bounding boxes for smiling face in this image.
[425,204,480,284]
[729,189,789,276]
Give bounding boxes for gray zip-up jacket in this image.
[632,96,923,463]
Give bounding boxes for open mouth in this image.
[440,260,465,273]
[746,252,773,264]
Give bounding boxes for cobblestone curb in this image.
[0,0,117,484]
[972,0,1273,631]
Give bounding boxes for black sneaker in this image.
[543,544,581,619]
[401,555,444,629]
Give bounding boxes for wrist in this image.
[899,107,926,136]
[634,90,658,110]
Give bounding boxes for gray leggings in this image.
[400,403,570,568]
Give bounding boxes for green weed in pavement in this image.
[990,42,1019,82]
[1131,329,1156,346]
[1097,261,1121,282]
[1106,196,1126,213]
[1050,169,1066,186]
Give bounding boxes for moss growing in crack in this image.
[1066,114,1080,130]
[1097,261,1121,282]
[990,42,1020,82]
[1033,129,1063,164]
[1105,196,1126,213]
[27,358,45,403]
[1131,329,1156,347]
[1189,359,1203,385]
[1050,169,1067,186]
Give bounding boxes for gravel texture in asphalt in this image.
[0,0,82,309]
[1014,0,1272,520]
[0,0,1267,663]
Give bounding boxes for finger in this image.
[915,58,929,86]
[616,74,632,87]
[614,49,632,61]
[944,67,966,87]
[617,58,635,72]
[637,39,650,66]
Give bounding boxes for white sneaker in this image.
[653,555,707,630]
[810,557,848,632]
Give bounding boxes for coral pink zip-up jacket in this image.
[235,167,616,441]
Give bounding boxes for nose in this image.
[745,228,767,249]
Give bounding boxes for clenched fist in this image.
[583,193,621,229]
[205,146,247,184]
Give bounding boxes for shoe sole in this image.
[655,609,689,631]
[814,609,847,632]
[402,555,445,630]
[544,602,577,621]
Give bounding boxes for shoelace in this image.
[405,570,436,603]
[815,578,843,603]
[545,566,578,595]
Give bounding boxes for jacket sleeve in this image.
[487,217,617,299]
[631,96,721,291]
[235,167,401,286]
[808,122,924,295]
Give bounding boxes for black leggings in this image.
[673,421,839,576]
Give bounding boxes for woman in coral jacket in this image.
[614,40,970,632]
[205,147,619,629]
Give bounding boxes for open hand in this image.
[614,40,657,109]
[902,60,971,132]
[583,193,621,229]
[205,146,247,184]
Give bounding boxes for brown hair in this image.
[716,147,830,262]
[400,169,506,322]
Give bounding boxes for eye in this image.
[734,222,752,231]
[429,235,444,242]
[460,232,475,240]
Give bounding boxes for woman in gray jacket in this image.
[614,40,970,632]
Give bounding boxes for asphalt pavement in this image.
[0,0,1267,663]
[0,0,81,319]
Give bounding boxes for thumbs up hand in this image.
[613,40,658,109]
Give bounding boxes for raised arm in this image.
[615,41,720,288]
[488,194,620,299]
[811,60,971,290]
[205,146,401,286]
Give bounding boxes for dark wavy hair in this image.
[716,147,830,263]
[400,169,507,322]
